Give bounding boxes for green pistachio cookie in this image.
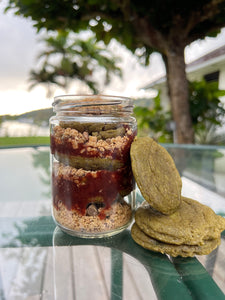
[130,137,182,214]
[135,197,225,246]
[131,223,221,257]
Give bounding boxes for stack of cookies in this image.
[130,137,225,257]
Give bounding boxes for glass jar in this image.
[50,95,137,238]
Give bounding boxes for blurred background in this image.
[1,0,225,146]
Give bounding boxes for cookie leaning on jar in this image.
[130,137,225,257]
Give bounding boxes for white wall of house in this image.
[219,68,225,89]
[218,68,225,104]
[150,58,225,111]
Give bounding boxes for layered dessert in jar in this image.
[50,95,137,237]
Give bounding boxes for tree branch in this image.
[183,0,225,36]
[131,15,167,53]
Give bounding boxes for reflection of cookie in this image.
[135,197,225,246]
[131,137,181,215]
[131,223,220,257]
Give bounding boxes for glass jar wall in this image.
[50,95,137,238]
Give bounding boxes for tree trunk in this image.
[166,46,194,144]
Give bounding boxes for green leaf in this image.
[61,57,73,74]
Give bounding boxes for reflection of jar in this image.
[50,95,137,237]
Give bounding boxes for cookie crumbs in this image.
[53,201,132,233]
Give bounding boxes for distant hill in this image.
[1,108,54,126]
[1,100,153,125]
[18,108,54,125]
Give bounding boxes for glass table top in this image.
[0,145,225,300]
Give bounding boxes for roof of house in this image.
[187,44,225,69]
[143,44,225,89]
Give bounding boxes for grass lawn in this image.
[0,136,50,147]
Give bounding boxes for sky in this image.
[1,2,225,116]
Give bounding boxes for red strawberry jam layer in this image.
[52,162,134,217]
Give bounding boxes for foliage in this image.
[134,80,225,145]
[135,79,225,144]
[134,93,172,143]
[5,1,225,53]
[189,80,225,128]
[0,136,50,147]
[189,80,225,144]
[28,30,122,95]
[5,0,225,142]
[194,123,225,145]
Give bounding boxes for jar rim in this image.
[53,94,134,113]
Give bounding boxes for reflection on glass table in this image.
[0,145,225,300]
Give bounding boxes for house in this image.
[142,45,225,110]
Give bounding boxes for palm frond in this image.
[28,30,122,94]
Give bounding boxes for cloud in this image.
[0,6,39,89]
[0,86,53,115]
